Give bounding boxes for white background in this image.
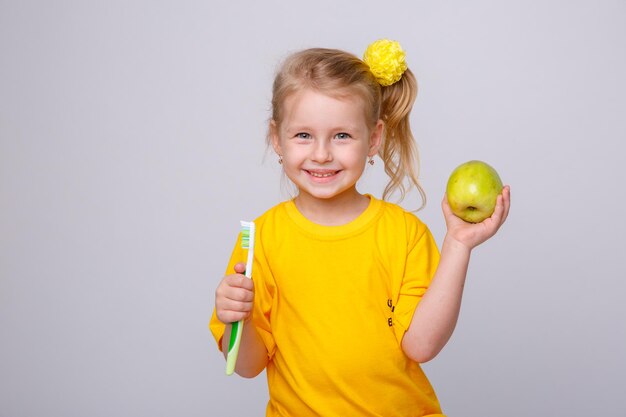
[1,1,625,416]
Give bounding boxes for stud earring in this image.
[368,157,375,166]
[278,156,283,164]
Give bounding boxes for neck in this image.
[294,189,370,226]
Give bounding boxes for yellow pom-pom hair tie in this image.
[363,39,408,87]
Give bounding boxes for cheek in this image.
[344,144,370,163]
[282,145,305,161]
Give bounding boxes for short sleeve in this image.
[391,215,440,344]
[208,226,277,360]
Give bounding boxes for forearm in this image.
[402,235,471,363]
[221,321,268,378]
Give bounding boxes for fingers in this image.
[490,185,511,227]
[217,301,254,324]
[215,273,255,323]
[233,262,246,274]
[441,186,511,249]
[500,185,511,224]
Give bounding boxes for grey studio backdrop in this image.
[1,1,625,416]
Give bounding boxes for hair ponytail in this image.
[379,68,426,209]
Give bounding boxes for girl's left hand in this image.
[442,185,511,250]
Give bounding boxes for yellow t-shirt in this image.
[210,196,445,417]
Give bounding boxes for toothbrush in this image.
[225,220,255,375]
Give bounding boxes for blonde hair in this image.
[268,47,426,209]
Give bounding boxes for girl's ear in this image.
[270,119,282,155]
[368,119,384,157]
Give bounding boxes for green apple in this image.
[446,160,503,223]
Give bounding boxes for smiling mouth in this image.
[305,170,340,178]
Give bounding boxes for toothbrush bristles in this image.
[240,221,253,249]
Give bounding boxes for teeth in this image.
[309,171,336,178]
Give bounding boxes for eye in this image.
[334,132,352,140]
[295,132,311,139]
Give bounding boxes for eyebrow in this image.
[284,125,361,134]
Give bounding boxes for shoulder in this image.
[251,200,292,231]
[254,200,289,224]
[373,197,433,245]
[375,197,427,229]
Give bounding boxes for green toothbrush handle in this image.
[225,320,244,375]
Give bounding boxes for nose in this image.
[311,139,332,163]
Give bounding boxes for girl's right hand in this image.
[215,262,255,324]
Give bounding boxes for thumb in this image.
[441,194,455,218]
[233,262,246,274]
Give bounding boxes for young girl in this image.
[210,40,510,417]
